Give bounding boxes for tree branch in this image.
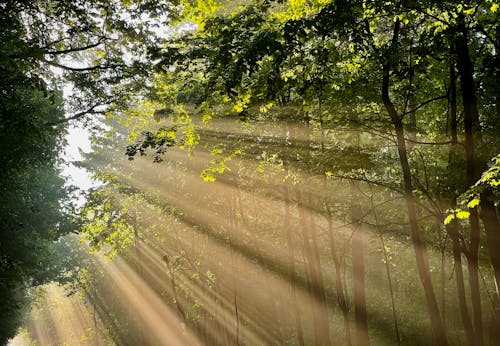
[405,138,454,146]
[46,100,116,126]
[475,23,500,52]
[43,38,105,55]
[43,59,127,72]
[401,95,447,117]
[327,173,403,194]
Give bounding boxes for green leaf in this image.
[201,171,216,182]
[467,198,480,209]
[444,214,455,225]
[490,179,500,187]
[456,211,471,219]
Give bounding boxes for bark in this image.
[284,172,306,346]
[297,191,332,346]
[350,181,369,346]
[163,255,187,322]
[325,198,352,346]
[449,47,458,146]
[382,19,448,346]
[447,221,475,346]
[227,192,240,346]
[447,47,475,345]
[133,226,145,345]
[480,190,500,340]
[369,187,400,345]
[380,233,401,346]
[236,187,284,345]
[455,20,484,345]
[481,24,500,345]
[497,25,500,120]
[440,244,446,329]
[93,286,100,346]
[407,95,417,153]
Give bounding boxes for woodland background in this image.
[1,0,500,345]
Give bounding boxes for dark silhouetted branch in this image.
[43,59,127,72]
[401,95,447,117]
[46,100,116,126]
[43,38,105,55]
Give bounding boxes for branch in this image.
[412,174,443,218]
[43,59,127,72]
[40,36,75,50]
[475,23,500,52]
[382,19,401,123]
[412,7,452,27]
[403,38,414,116]
[43,38,105,55]
[405,138,454,146]
[46,100,116,126]
[327,173,403,194]
[401,95,447,117]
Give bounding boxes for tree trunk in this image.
[284,171,306,346]
[350,180,369,346]
[297,191,332,346]
[480,190,500,342]
[163,255,187,322]
[227,192,241,346]
[455,20,484,345]
[369,186,400,345]
[236,186,285,345]
[382,19,448,346]
[447,47,475,345]
[133,226,146,345]
[449,46,458,146]
[447,220,475,346]
[325,193,352,346]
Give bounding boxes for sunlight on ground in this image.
[24,283,107,346]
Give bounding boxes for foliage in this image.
[4,0,500,344]
[446,154,500,224]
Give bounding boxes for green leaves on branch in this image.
[126,127,178,162]
[201,147,242,182]
[444,210,471,225]
[444,154,500,224]
[81,191,135,258]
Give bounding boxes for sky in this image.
[61,124,97,207]
[60,81,100,207]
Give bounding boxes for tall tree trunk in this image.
[133,225,146,345]
[455,20,484,346]
[325,187,352,346]
[347,102,370,346]
[93,285,100,346]
[479,24,500,345]
[236,186,284,345]
[480,190,500,341]
[297,191,332,346]
[350,180,369,346]
[163,255,187,322]
[320,114,352,346]
[382,19,448,346]
[284,171,306,346]
[449,46,458,146]
[369,186,400,346]
[228,193,241,346]
[447,48,475,345]
[447,220,475,346]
